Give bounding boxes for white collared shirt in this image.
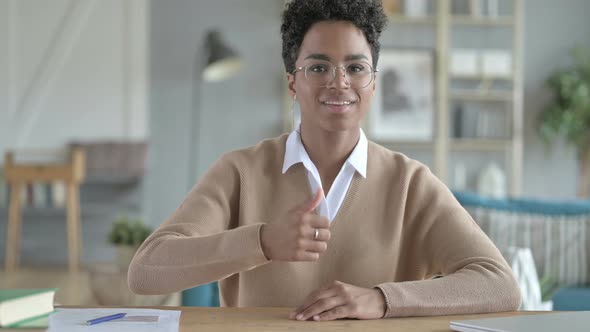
[282,128,368,222]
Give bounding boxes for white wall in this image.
[521,0,590,199]
[0,0,148,157]
[145,0,285,227]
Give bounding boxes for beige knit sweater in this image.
[128,134,521,317]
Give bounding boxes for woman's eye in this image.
[309,65,328,73]
[347,64,365,73]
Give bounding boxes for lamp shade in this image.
[202,30,242,82]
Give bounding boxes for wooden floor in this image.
[0,266,180,306]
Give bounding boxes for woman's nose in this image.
[326,66,350,88]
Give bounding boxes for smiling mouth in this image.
[320,100,356,106]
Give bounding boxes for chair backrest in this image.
[4,148,85,183]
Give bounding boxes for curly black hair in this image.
[281,0,387,74]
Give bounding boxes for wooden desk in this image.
[2,307,545,332]
[163,307,542,332]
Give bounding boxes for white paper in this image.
[48,308,180,332]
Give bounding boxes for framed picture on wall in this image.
[369,49,435,141]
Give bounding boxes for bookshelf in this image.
[450,89,513,102]
[382,0,524,196]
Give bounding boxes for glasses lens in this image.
[304,61,333,87]
[346,62,373,88]
[303,61,374,88]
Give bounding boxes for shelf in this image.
[388,15,436,25]
[451,15,514,26]
[450,139,512,151]
[451,74,514,81]
[0,201,141,216]
[84,175,143,185]
[0,206,66,218]
[377,140,435,150]
[450,90,513,102]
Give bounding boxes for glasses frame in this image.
[292,60,378,89]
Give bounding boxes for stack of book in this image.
[0,182,66,209]
[0,288,56,328]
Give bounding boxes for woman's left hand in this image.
[289,280,386,321]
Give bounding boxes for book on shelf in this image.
[20,184,27,207]
[0,288,56,328]
[26,183,34,206]
[51,181,66,208]
[1,181,66,209]
[452,102,509,139]
[32,182,48,207]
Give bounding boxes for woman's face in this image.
[288,21,376,134]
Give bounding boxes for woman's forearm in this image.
[128,223,269,295]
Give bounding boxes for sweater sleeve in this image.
[128,154,270,295]
[375,166,521,317]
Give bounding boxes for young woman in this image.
[129,0,521,321]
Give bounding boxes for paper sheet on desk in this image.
[48,308,180,332]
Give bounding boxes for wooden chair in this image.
[3,148,85,272]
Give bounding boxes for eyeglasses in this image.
[292,60,378,89]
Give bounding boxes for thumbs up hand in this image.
[260,188,331,261]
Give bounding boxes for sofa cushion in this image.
[552,286,590,311]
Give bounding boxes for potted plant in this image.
[538,46,590,197]
[107,215,152,270]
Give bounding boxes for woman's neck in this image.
[299,125,360,192]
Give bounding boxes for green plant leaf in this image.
[538,46,590,156]
[107,215,152,247]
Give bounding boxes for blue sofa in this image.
[182,282,219,307]
[453,191,590,311]
[551,287,590,310]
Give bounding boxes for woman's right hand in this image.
[260,188,331,261]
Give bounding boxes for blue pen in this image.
[86,313,126,325]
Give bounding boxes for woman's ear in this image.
[287,73,296,98]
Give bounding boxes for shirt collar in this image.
[282,127,368,178]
